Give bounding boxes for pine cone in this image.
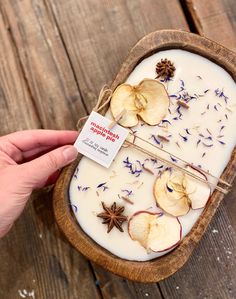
[156,59,175,78]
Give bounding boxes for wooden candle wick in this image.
[124,136,231,194]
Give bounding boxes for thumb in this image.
[20,145,78,189]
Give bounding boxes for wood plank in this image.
[0,1,101,298]
[1,0,234,297]
[184,0,236,52]
[160,204,236,298]
[1,0,87,130]
[184,0,236,232]
[53,29,236,283]
[93,265,162,299]
[47,0,188,111]
[1,189,101,299]
[30,189,101,299]
[47,0,188,297]
[0,7,41,299]
[0,10,39,133]
[156,2,236,297]
[48,0,236,297]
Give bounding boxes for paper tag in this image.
[74,111,129,168]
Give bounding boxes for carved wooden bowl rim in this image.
[53,30,236,282]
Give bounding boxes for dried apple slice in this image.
[154,167,211,216]
[110,84,139,127]
[128,211,182,252]
[128,211,156,248]
[148,213,182,252]
[154,170,190,216]
[184,166,211,209]
[136,79,170,125]
[110,79,169,127]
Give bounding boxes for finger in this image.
[20,145,78,189]
[22,145,59,162]
[0,143,56,164]
[44,170,61,186]
[3,130,78,152]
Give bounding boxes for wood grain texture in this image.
[157,2,236,297]
[0,0,236,297]
[184,0,236,265]
[47,0,188,112]
[49,0,236,295]
[184,0,236,52]
[0,1,101,298]
[160,203,236,298]
[0,10,43,298]
[53,30,236,282]
[47,0,188,296]
[1,0,87,130]
[0,10,39,133]
[92,264,162,299]
[1,190,101,299]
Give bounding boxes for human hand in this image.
[0,130,78,238]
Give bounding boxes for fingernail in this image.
[63,146,78,163]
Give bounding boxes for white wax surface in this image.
[69,49,236,261]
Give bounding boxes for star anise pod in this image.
[156,58,175,78]
[97,202,127,233]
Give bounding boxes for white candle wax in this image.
[69,49,236,261]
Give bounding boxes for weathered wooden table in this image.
[0,1,235,298]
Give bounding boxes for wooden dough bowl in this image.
[53,30,236,282]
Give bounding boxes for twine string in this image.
[76,85,113,130]
[127,133,231,188]
[76,85,231,194]
[125,139,230,194]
